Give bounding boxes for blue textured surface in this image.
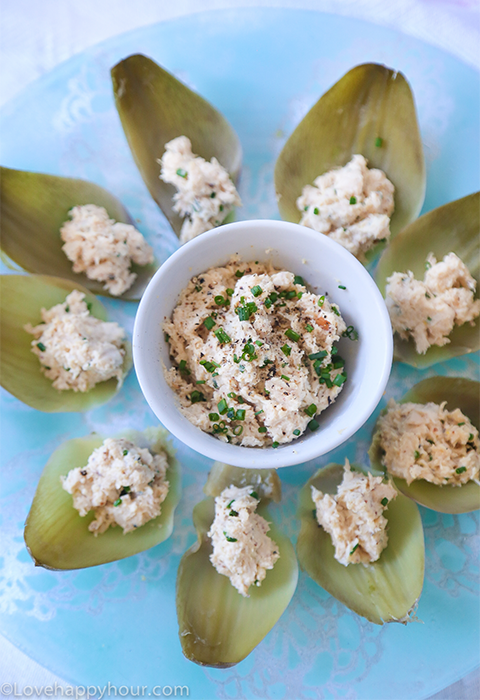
[0,8,479,700]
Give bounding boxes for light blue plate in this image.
[1,8,479,700]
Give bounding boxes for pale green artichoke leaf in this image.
[297,463,424,625]
[375,192,480,367]
[24,427,181,570]
[369,377,480,513]
[0,166,157,300]
[111,54,242,237]
[0,275,132,412]
[274,63,425,261]
[176,497,298,667]
[203,462,281,502]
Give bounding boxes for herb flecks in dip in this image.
[296,154,394,261]
[164,260,347,446]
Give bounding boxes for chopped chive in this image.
[251,285,263,297]
[235,270,244,278]
[229,509,239,517]
[226,288,234,296]
[250,491,259,499]
[458,422,465,426]
[349,196,357,205]
[268,292,278,303]
[237,397,244,404]
[426,439,435,445]
[210,191,216,198]
[121,486,131,494]
[196,380,205,385]
[308,419,319,432]
[313,207,319,215]
[179,359,190,374]
[309,350,327,361]
[285,328,301,342]
[306,324,314,332]
[226,499,235,508]
[375,137,383,147]
[86,301,92,311]
[272,441,279,448]
[36,342,46,352]
[255,409,264,415]
[281,375,290,381]
[215,328,231,344]
[200,359,220,373]
[456,466,467,474]
[190,390,206,404]
[294,275,304,285]
[227,408,236,420]
[381,497,388,507]
[258,426,267,433]
[209,412,219,421]
[318,295,325,307]
[305,404,317,417]
[217,399,228,415]
[224,532,238,542]
[350,543,359,555]
[65,305,70,312]
[195,285,202,293]
[468,434,474,441]
[235,409,246,420]
[304,206,308,211]
[232,425,243,436]
[238,364,246,373]
[176,168,187,178]
[204,316,216,330]
[414,450,421,459]
[331,306,340,316]
[227,392,237,399]
[219,204,224,212]
[338,285,346,290]
[281,344,292,357]
[343,325,359,341]
[293,429,301,436]
[164,333,170,342]
[333,373,347,387]
[113,498,122,507]
[214,295,225,305]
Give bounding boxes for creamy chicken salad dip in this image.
[164,260,348,447]
[296,154,395,261]
[62,437,170,534]
[25,290,126,392]
[376,399,480,487]
[61,204,154,296]
[312,460,397,566]
[208,485,279,596]
[386,252,480,354]
[159,136,242,244]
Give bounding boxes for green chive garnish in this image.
[214,295,225,305]
[113,498,122,507]
[235,409,246,420]
[313,207,319,215]
[318,296,325,307]
[308,419,319,432]
[456,466,467,474]
[306,324,314,332]
[281,375,290,381]
[293,429,301,436]
[217,399,228,415]
[36,342,46,352]
[331,306,340,316]
[204,316,216,330]
[179,359,190,374]
[232,425,243,436]
[333,373,347,387]
[375,137,383,147]
[349,196,357,205]
[338,285,346,290]
[414,450,421,459]
[176,168,187,178]
[191,391,206,404]
[226,499,235,508]
[209,412,219,421]
[210,191,216,198]
[122,449,128,456]
[258,426,267,433]
[343,325,358,341]
[285,328,300,342]
[235,270,244,278]
[229,509,239,516]
[468,434,474,441]
[215,328,231,344]
[305,404,317,417]
[281,344,292,356]
[272,442,279,448]
[381,497,388,507]
[251,285,263,297]
[226,288,234,296]
[458,422,465,426]
[224,532,237,542]
[350,543,359,555]
[309,351,327,361]
[294,275,304,285]
[250,491,259,499]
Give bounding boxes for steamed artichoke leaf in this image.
[375,192,480,367]
[203,462,281,502]
[297,464,424,624]
[0,166,156,300]
[274,63,425,258]
[111,54,242,237]
[0,275,131,412]
[24,427,181,570]
[369,377,480,513]
[176,498,298,667]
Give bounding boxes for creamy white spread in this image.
[25,290,126,392]
[60,204,153,296]
[376,399,480,486]
[312,460,397,566]
[159,136,242,244]
[62,437,169,534]
[164,260,348,447]
[208,485,279,596]
[386,252,480,354]
[296,154,394,260]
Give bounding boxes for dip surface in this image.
[164,260,347,446]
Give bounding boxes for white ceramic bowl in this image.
[134,220,392,468]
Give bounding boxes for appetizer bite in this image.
[164,260,348,446]
[159,136,242,244]
[376,192,480,367]
[111,54,242,240]
[0,166,156,300]
[275,63,425,263]
[25,427,181,569]
[297,461,424,624]
[176,463,298,667]
[297,154,395,261]
[0,275,131,412]
[369,377,480,513]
